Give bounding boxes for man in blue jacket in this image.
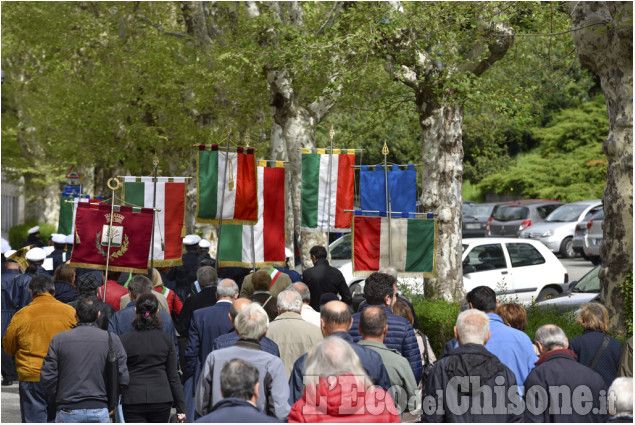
[195,359,278,423]
[348,272,422,383]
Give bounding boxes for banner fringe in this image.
[196,218,259,226]
[69,261,148,274]
[149,258,183,268]
[218,260,286,269]
[300,227,352,233]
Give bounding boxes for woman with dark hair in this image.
[120,293,186,423]
[569,302,623,387]
[52,263,77,303]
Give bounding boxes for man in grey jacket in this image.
[195,303,290,421]
[40,295,129,423]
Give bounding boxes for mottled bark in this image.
[419,105,464,299]
[568,1,633,335]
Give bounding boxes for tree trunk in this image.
[267,70,328,270]
[568,1,633,335]
[418,104,465,299]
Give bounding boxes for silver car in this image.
[583,209,604,265]
[520,200,602,258]
[534,266,600,314]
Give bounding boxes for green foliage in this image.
[9,222,56,250]
[478,96,608,201]
[462,180,484,203]
[413,299,461,356]
[621,271,633,337]
[525,304,584,343]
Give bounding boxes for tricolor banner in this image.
[123,177,187,267]
[57,195,101,236]
[196,145,258,225]
[360,165,417,215]
[352,214,436,277]
[217,163,286,268]
[301,149,355,232]
[69,203,154,273]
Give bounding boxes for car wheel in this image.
[590,256,601,266]
[559,237,575,258]
[349,281,363,297]
[537,287,559,302]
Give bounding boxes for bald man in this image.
[212,298,280,357]
[288,301,392,404]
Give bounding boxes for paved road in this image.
[1,382,20,423]
[560,256,594,283]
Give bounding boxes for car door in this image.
[504,241,548,303]
[462,243,511,294]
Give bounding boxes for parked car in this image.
[534,265,600,314]
[462,203,496,238]
[572,206,603,259]
[462,238,568,304]
[331,234,568,304]
[519,200,602,258]
[584,209,604,265]
[486,200,563,238]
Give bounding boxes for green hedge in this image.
[413,299,583,358]
[8,222,56,250]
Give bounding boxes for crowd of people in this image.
[1,229,633,423]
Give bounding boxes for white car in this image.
[462,238,569,303]
[330,235,568,304]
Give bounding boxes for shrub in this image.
[8,222,56,249]
[525,304,584,342]
[413,299,461,357]
[621,271,633,337]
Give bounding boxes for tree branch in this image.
[136,14,189,39]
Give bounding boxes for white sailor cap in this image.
[25,247,47,262]
[51,234,66,244]
[1,238,11,254]
[28,226,40,235]
[5,249,16,259]
[65,234,74,244]
[183,235,198,246]
[199,239,211,249]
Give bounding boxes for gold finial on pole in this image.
[329,125,335,141]
[244,133,251,148]
[226,127,232,136]
[153,151,159,168]
[382,141,390,156]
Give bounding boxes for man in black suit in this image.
[167,235,202,302]
[301,245,352,311]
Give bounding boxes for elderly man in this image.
[40,295,129,422]
[266,289,323,378]
[2,274,77,422]
[194,359,279,423]
[523,324,608,422]
[422,309,521,422]
[195,303,290,420]
[608,377,633,422]
[358,306,417,415]
[349,272,422,383]
[212,298,280,357]
[289,282,321,327]
[302,245,352,311]
[240,267,292,298]
[289,300,392,404]
[248,270,278,322]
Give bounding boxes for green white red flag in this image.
[123,176,186,267]
[69,202,154,273]
[217,163,286,268]
[352,214,436,277]
[301,149,355,232]
[196,145,258,225]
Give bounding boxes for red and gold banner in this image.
[69,203,154,273]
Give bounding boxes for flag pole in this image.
[325,125,335,255]
[382,142,392,265]
[150,153,159,274]
[104,177,121,303]
[215,128,232,272]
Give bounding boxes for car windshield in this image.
[572,266,601,293]
[330,234,352,259]
[467,204,494,219]
[493,206,528,221]
[546,204,589,223]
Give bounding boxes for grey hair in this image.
[378,266,398,279]
[277,289,302,313]
[234,303,269,340]
[608,377,633,417]
[197,266,218,288]
[455,309,490,345]
[217,278,239,298]
[220,358,260,400]
[289,283,311,304]
[305,336,369,383]
[534,324,568,351]
[128,275,153,297]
